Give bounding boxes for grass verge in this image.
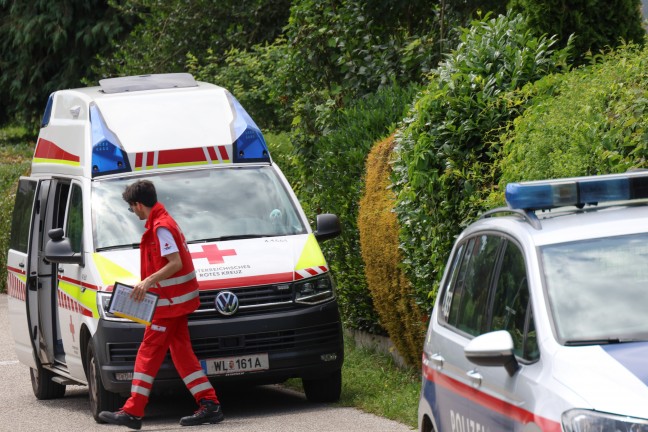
[286,336,420,429]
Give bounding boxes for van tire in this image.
[86,342,124,421]
[30,365,66,400]
[302,368,342,403]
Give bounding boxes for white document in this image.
[108,282,158,325]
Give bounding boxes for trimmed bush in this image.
[358,134,426,366]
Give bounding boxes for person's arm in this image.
[131,252,182,302]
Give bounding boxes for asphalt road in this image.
[0,293,414,432]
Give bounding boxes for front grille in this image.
[107,321,341,363]
[191,284,295,320]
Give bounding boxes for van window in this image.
[91,166,307,251]
[66,184,83,253]
[10,180,36,253]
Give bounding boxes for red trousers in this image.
[122,315,218,417]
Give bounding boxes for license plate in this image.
[201,353,269,376]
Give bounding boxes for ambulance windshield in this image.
[91,166,307,251]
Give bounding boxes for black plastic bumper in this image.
[94,300,344,394]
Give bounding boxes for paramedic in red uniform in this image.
[99,179,223,430]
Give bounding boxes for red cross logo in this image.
[191,244,237,264]
[69,315,75,342]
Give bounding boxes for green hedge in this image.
[391,13,572,310]
[305,83,420,333]
[497,42,648,189]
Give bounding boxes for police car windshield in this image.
[91,166,306,251]
[541,233,648,344]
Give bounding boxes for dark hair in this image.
[122,180,158,207]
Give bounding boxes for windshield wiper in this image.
[187,234,275,244]
[95,243,141,252]
[563,337,645,346]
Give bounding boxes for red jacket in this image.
[141,202,199,318]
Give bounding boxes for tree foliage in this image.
[509,0,645,64]
[94,0,291,77]
[0,0,130,124]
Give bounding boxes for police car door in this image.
[464,238,539,431]
[433,234,538,431]
[7,178,53,369]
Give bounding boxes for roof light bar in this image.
[41,93,54,128]
[505,172,648,210]
[228,93,270,163]
[90,105,132,177]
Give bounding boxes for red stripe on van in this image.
[157,147,207,165]
[218,146,229,161]
[34,138,80,163]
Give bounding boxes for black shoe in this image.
[179,399,224,426]
[98,410,142,430]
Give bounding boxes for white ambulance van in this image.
[6,73,343,421]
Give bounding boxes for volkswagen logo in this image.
[215,291,239,316]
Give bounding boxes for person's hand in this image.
[130,278,152,302]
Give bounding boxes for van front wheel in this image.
[86,342,123,421]
[302,368,342,403]
[30,365,66,399]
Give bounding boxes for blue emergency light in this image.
[505,172,648,210]
[90,105,131,177]
[228,94,270,163]
[41,94,54,128]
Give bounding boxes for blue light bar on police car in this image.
[505,172,648,210]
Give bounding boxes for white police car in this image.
[419,172,648,432]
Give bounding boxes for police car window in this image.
[490,241,536,360]
[91,166,306,250]
[441,242,465,322]
[542,233,648,344]
[445,235,503,336]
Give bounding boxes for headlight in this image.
[96,291,131,323]
[294,274,335,305]
[563,409,648,432]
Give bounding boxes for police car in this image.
[419,172,648,432]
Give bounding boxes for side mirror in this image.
[464,330,519,376]
[45,228,84,265]
[314,213,341,242]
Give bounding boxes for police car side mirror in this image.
[45,228,84,265]
[314,213,341,242]
[464,330,519,376]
